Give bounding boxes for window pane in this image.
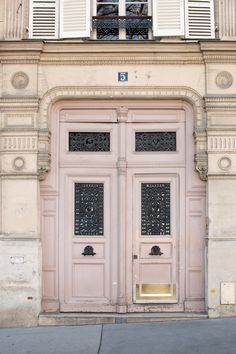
[97,4,118,16]
[98,0,118,2]
[126,26,148,40]
[94,0,151,40]
[126,0,148,2]
[126,4,148,16]
[97,27,119,40]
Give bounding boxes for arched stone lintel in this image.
[38,86,207,181]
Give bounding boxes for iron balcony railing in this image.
[92,16,152,30]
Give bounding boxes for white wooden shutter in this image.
[60,0,90,38]
[29,0,58,39]
[152,0,185,37]
[185,0,215,38]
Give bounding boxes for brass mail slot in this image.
[136,283,176,301]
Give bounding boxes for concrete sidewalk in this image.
[0,318,236,354]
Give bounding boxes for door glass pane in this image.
[74,183,104,236]
[141,183,171,235]
[69,132,110,152]
[135,132,176,151]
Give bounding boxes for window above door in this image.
[94,0,152,40]
[29,0,215,40]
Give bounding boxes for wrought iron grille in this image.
[141,183,171,235]
[135,132,176,152]
[69,132,110,152]
[74,183,104,236]
[93,16,152,40]
[93,16,152,29]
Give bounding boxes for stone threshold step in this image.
[39,312,208,326]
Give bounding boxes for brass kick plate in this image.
[136,283,176,301]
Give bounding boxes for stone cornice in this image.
[38,54,203,65]
[0,40,235,64]
[200,41,236,51]
[200,41,236,63]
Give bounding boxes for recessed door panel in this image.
[60,170,117,312]
[133,174,179,303]
[127,121,185,166]
[59,122,118,167]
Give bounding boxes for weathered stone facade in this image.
[0,0,236,326]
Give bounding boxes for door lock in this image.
[133,254,138,259]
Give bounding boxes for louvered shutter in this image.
[60,0,90,38]
[29,0,58,38]
[152,0,185,37]
[185,0,215,38]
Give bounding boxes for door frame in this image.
[40,98,206,313]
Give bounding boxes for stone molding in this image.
[1,41,236,65]
[1,136,37,151]
[38,56,204,65]
[205,96,236,110]
[1,54,236,65]
[208,136,236,152]
[0,98,39,109]
[39,85,207,181]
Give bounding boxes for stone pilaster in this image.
[0,99,50,326]
[206,96,236,317]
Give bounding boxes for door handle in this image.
[82,245,96,256]
[133,254,138,259]
[149,245,163,256]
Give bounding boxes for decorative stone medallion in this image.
[11,71,29,89]
[215,71,233,89]
[13,157,25,170]
[218,156,231,171]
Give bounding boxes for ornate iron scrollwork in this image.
[74,183,104,236]
[141,183,171,235]
[92,16,152,40]
[93,16,152,29]
[135,132,176,152]
[69,132,110,152]
[82,245,96,256]
[149,245,163,256]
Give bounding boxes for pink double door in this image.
[54,103,205,313]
